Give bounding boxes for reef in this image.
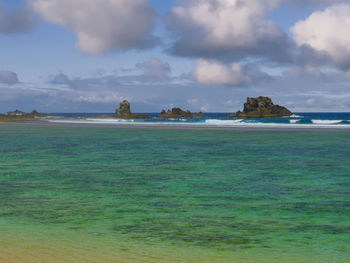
[227,96,293,118]
[158,108,205,118]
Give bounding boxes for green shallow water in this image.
[0,123,350,262]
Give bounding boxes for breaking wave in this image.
[86,118,135,123]
[45,117,350,129]
[48,118,135,124]
[311,120,343,125]
[205,119,244,125]
[289,114,303,118]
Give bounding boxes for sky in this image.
[1,0,350,113]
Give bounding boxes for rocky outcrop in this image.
[115,100,132,116]
[158,108,205,118]
[112,100,150,119]
[227,96,293,118]
[0,110,48,122]
[28,110,48,117]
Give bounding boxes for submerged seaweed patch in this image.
[0,126,349,257]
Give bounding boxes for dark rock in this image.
[112,100,150,119]
[29,110,48,117]
[158,108,206,118]
[31,110,39,115]
[115,100,132,116]
[227,96,293,118]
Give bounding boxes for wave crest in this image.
[205,119,244,125]
[311,120,343,124]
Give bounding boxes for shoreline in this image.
[1,119,350,131]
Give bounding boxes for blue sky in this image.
[1,0,350,112]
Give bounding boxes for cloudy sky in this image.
[1,0,350,113]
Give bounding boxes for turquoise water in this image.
[0,123,349,262]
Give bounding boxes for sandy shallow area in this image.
[0,228,345,263]
[0,233,230,263]
[0,225,228,263]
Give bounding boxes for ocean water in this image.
[0,123,349,262]
[46,112,350,128]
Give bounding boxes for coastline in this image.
[1,119,350,131]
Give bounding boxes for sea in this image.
[45,112,350,128]
[0,113,349,262]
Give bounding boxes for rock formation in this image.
[112,100,150,119]
[158,108,205,118]
[0,110,48,122]
[227,96,293,118]
[28,110,48,117]
[115,100,132,116]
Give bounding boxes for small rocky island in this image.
[158,108,205,118]
[0,110,48,122]
[101,100,151,119]
[228,96,293,118]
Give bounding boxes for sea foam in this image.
[46,118,350,129]
[205,119,244,125]
[311,120,343,124]
[290,114,303,118]
[48,118,135,124]
[86,118,135,123]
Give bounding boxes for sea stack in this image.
[158,107,205,118]
[228,96,293,118]
[115,100,132,117]
[113,100,151,119]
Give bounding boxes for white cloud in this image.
[187,98,210,112]
[136,58,171,82]
[28,0,157,54]
[285,65,322,77]
[166,0,288,61]
[193,60,253,86]
[291,4,350,70]
[76,92,123,103]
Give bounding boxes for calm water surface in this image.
[0,123,349,262]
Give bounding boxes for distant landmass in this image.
[227,96,293,118]
[0,110,48,122]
